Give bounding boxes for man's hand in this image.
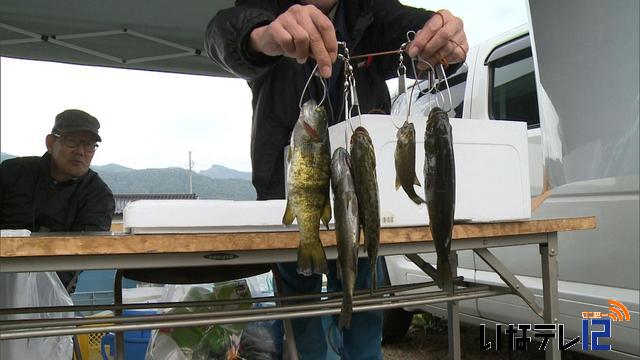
[249,4,338,78]
[408,9,468,70]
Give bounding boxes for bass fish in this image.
[350,126,380,293]
[424,107,456,294]
[331,147,360,329]
[394,120,425,205]
[283,99,332,276]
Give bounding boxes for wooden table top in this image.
[0,217,596,258]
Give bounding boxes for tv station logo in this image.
[480,299,631,352]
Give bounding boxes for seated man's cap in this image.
[52,109,102,142]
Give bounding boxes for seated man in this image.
[0,109,115,292]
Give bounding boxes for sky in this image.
[0,0,528,172]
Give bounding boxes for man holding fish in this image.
[206,1,466,358]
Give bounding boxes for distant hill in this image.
[199,164,251,181]
[98,167,256,200]
[1,152,255,200]
[1,152,17,162]
[92,163,132,173]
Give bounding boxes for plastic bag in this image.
[145,275,277,360]
[0,272,73,360]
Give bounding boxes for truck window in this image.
[489,45,540,128]
[390,64,467,118]
[419,68,467,118]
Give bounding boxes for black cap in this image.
[52,109,102,142]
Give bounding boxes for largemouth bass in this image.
[331,147,359,329]
[394,120,425,205]
[350,126,380,293]
[424,107,456,294]
[283,99,332,276]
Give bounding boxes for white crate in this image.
[124,199,288,234]
[124,115,530,234]
[329,115,531,226]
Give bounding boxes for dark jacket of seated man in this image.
[0,109,115,293]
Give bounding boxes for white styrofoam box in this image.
[124,115,529,234]
[328,115,531,226]
[124,199,289,234]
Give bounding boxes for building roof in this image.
[114,193,197,215]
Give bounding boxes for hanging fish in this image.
[283,99,332,276]
[331,147,360,329]
[350,126,380,294]
[424,107,456,294]
[394,120,425,205]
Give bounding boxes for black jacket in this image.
[0,153,115,232]
[206,0,434,200]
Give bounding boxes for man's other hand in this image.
[408,9,468,70]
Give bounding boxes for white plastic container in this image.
[124,114,530,233]
[124,199,288,234]
[328,114,531,226]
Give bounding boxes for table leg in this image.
[447,251,461,360]
[540,233,560,360]
[114,270,125,360]
[271,265,299,360]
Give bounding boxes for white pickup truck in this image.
[383,13,639,360]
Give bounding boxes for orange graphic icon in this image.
[603,299,631,322]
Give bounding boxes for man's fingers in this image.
[409,9,466,66]
[269,22,295,57]
[299,13,332,77]
[280,16,311,63]
[408,12,444,58]
[310,11,338,67]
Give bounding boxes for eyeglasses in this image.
[53,134,99,152]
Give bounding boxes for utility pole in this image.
[188,151,193,194]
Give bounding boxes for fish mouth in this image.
[353,126,369,136]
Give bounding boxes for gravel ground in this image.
[382,315,602,360]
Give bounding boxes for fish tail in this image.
[297,240,328,276]
[339,295,353,329]
[437,258,454,295]
[407,189,425,205]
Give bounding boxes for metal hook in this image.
[397,42,408,96]
[298,64,327,110]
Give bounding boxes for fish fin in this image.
[321,199,332,229]
[395,174,401,190]
[282,199,295,225]
[297,240,328,275]
[339,296,353,329]
[409,192,426,205]
[413,174,422,187]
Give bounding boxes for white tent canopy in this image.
[0,0,235,77]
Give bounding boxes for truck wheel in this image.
[382,307,413,344]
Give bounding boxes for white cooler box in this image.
[124,115,530,234]
[328,115,531,226]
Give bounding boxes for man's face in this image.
[301,0,338,13]
[46,130,98,181]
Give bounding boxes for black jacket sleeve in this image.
[70,172,115,232]
[205,1,283,81]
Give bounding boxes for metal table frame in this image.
[0,217,595,360]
